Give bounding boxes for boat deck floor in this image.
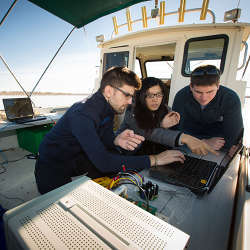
[0,148,83,211]
[0,148,40,210]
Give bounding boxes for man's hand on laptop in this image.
[150,150,185,167]
[202,137,225,151]
[181,134,218,155]
[114,129,145,151]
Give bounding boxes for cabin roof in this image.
[99,22,250,47]
[27,0,149,28]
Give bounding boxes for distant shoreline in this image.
[0,91,89,96]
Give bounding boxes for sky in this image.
[0,0,250,94]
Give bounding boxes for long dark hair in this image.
[134,77,169,131]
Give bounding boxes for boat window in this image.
[102,51,129,74]
[182,34,229,76]
[145,60,174,79]
[136,43,175,79]
[135,58,142,78]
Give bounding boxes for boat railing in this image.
[111,1,215,38]
[238,42,248,71]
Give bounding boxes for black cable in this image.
[0,192,25,204]
[0,149,8,174]
[0,154,31,205]
[0,155,27,165]
[0,154,31,176]
[0,152,36,175]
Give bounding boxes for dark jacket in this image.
[37,91,150,174]
[117,105,182,150]
[172,85,243,148]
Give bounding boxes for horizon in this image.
[1,0,250,96]
[0,90,90,95]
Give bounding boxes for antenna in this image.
[151,0,159,18]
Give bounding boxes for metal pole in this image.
[241,55,250,80]
[0,55,29,97]
[29,26,76,96]
[0,0,18,26]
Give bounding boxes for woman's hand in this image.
[114,129,145,151]
[160,111,180,129]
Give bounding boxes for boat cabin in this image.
[98,22,250,108]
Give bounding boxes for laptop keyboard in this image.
[151,155,218,189]
[15,116,46,124]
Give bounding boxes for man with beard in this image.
[35,67,185,194]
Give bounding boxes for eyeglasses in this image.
[112,86,134,99]
[146,92,164,99]
[191,67,220,77]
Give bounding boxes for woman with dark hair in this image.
[117,77,214,155]
[134,77,179,133]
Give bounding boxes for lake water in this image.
[0,95,90,110]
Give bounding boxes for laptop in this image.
[149,131,243,195]
[3,97,46,124]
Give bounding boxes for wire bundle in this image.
[109,170,143,189]
[109,170,154,211]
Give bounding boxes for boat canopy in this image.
[28,0,149,28]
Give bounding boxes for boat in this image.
[0,0,249,249]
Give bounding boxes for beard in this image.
[108,99,127,114]
[113,105,126,114]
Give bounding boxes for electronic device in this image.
[139,180,159,200]
[3,97,46,123]
[149,131,243,195]
[3,176,189,249]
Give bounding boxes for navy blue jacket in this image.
[38,91,150,173]
[172,85,243,148]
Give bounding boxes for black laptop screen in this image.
[219,133,243,170]
[3,98,34,121]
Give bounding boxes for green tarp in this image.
[28,0,149,28]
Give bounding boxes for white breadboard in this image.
[4,176,189,249]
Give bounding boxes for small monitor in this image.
[3,98,34,121]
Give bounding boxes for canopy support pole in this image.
[0,0,18,26]
[29,26,76,97]
[0,54,29,97]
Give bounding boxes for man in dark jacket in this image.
[172,65,243,150]
[35,67,185,194]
